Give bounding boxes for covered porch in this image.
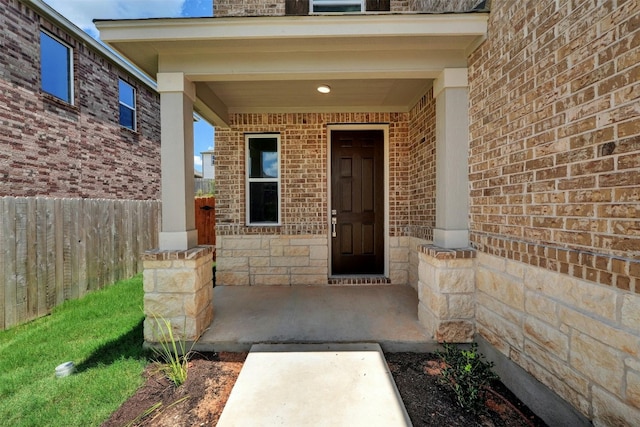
[194,284,433,352]
[96,13,488,346]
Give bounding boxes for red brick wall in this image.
[468,0,640,291]
[0,0,161,200]
[214,112,415,237]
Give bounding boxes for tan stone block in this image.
[477,251,506,272]
[289,237,326,246]
[593,386,640,427]
[477,305,524,350]
[309,245,328,260]
[435,320,474,343]
[417,301,436,339]
[143,260,172,269]
[251,267,288,275]
[270,245,284,257]
[427,288,448,318]
[524,316,569,360]
[216,271,249,286]
[559,306,640,357]
[627,370,640,408]
[478,293,522,326]
[477,267,524,310]
[444,258,474,270]
[505,259,525,279]
[154,269,198,293]
[249,257,270,267]
[224,237,262,250]
[622,294,640,333]
[525,266,617,320]
[183,285,212,318]
[271,256,309,267]
[520,348,591,417]
[143,269,156,292]
[477,323,510,356]
[390,269,408,286]
[216,256,248,271]
[309,259,328,267]
[232,249,270,257]
[253,274,290,286]
[435,268,475,293]
[571,331,625,396]
[390,247,409,263]
[523,340,590,397]
[418,259,435,285]
[284,245,310,257]
[290,266,327,276]
[448,294,475,319]
[627,357,640,372]
[144,292,185,319]
[524,291,558,324]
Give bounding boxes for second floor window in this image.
[312,0,364,12]
[40,31,73,103]
[118,79,136,130]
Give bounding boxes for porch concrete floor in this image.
[195,285,434,353]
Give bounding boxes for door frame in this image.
[327,124,389,277]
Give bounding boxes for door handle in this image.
[331,217,337,238]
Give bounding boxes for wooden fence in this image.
[194,178,215,197]
[195,196,216,248]
[0,197,160,331]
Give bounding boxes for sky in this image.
[43,0,215,173]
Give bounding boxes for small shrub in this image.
[150,315,191,387]
[435,342,498,414]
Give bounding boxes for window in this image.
[246,134,280,225]
[211,155,215,166]
[311,0,364,12]
[118,79,136,130]
[40,31,73,103]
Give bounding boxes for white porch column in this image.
[157,72,198,250]
[433,68,470,249]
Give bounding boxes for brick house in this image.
[97,0,640,424]
[0,0,161,329]
[0,0,161,200]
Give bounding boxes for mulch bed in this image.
[102,351,548,426]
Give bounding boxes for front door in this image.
[331,130,384,275]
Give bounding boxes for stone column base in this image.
[417,244,476,343]
[142,246,214,343]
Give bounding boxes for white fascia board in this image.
[24,0,157,90]
[96,13,488,43]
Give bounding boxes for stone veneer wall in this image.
[468,0,640,423]
[214,112,423,285]
[143,246,214,342]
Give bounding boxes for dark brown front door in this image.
[331,130,384,275]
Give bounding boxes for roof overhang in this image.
[96,14,488,127]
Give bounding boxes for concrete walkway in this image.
[194,285,433,353]
[217,343,412,427]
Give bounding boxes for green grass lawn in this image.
[0,276,148,427]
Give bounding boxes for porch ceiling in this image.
[96,14,488,127]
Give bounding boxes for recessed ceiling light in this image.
[317,84,331,94]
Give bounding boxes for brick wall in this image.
[214,111,439,285]
[0,0,161,200]
[468,0,639,292]
[469,0,640,423]
[215,112,413,236]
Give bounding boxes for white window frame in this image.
[118,79,136,131]
[40,30,74,104]
[310,0,365,13]
[245,134,281,226]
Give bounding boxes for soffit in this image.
[96,14,488,125]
